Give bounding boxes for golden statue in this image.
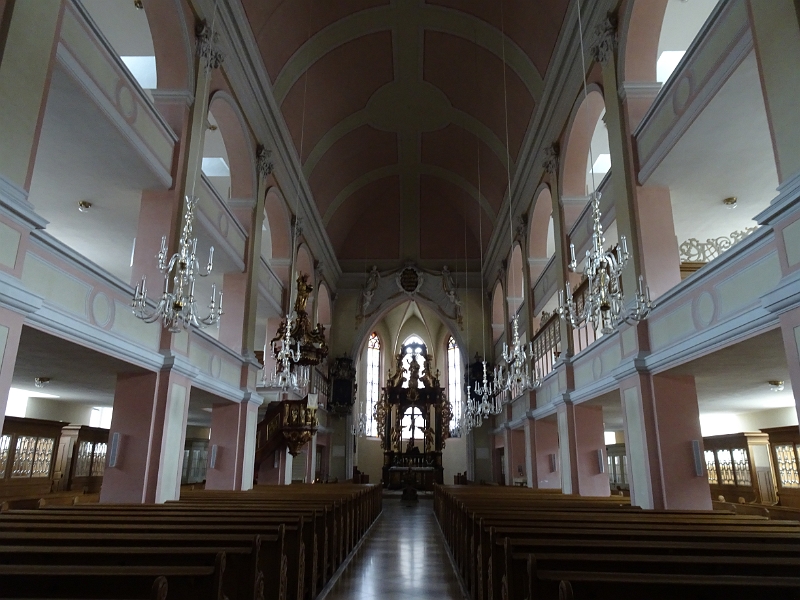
[294,272,313,314]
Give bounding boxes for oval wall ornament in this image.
[396,265,423,295]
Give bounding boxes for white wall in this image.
[24,398,94,425]
[700,407,798,437]
[443,436,467,484]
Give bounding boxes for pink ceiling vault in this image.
[241,0,570,267]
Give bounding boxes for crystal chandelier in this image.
[132,196,223,332]
[261,274,328,393]
[557,3,651,335]
[556,193,651,334]
[495,314,542,396]
[467,359,499,428]
[261,312,309,393]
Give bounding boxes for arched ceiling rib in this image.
[242,0,570,266]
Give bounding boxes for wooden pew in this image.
[433,484,800,600]
[0,483,380,600]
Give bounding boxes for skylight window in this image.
[202,157,230,177]
[656,50,686,84]
[120,56,157,89]
[591,153,611,174]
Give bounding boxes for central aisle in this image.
[323,499,466,599]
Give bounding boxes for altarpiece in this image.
[374,339,452,490]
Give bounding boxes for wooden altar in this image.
[375,340,452,490]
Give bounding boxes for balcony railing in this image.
[571,277,600,355]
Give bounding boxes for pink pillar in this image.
[205,398,259,491]
[0,308,24,434]
[534,417,561,489]
[508,428,526,484]
[219,272,247,352]
[620,373,711,510]
[778,306,800,426]
[523,416,539,488]
[131,191,182,289]
[558,402,610,497]
[635,186,681,300]
[100,370,191,504]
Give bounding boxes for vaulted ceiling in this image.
[241,0,569,268]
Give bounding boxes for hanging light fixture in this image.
[132,5,224,333]
[492,1,541,398]
[261,1,320,395]
[464,96,500,432]
[557,3,651,334]
[132,196,222,332]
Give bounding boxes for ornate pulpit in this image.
[375,340,452,490]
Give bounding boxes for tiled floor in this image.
[322,499,467,600]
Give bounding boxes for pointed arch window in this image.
[447,336,462,436]
[401,335,427,388]
[366,333,381,437]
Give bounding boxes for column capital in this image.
[256,145,274,180]
[542,143,560,175]
[196,22,225,71]
[589,13,618,65]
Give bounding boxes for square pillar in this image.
[778,306,800,426]
[205,398,260,491]
[100,370,190,504]
[620,373,711,510]
[523,417,539,488]
[534,417,560,489]
[0,307,24,433]
[557,402,610,497]
[507,428,526,485]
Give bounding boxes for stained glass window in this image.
[775,444,800,488]
[366,333,381,437]
[447,337,462,435]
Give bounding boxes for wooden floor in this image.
[323,499,466,600]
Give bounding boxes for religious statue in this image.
[294,273,312,314]
[386,354,406,388]
[441,265,463,328]
[423,426,435,453]
[391,426,402,452]
[362,265,379,313]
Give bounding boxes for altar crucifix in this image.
[374,338,453,490]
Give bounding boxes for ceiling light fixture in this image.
[769,380,785,392]
[134,0,143,9]
[34,377,50,388]
[723,196,738,209]
[78,200,92,212]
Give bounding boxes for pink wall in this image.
[535,418,560,489]
[651,373,711,509]
[100,372,159,503]
[573,404,611,497]
[205,401,247,490]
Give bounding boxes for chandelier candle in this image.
[131,196,223,332]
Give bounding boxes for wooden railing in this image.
[571,278,600,354]
[531,311,561,379]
